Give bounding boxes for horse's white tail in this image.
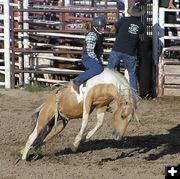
[34,103,45,114]
[31,103,45,124]
[54,89,62,128]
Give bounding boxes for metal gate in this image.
[158,6,180,96]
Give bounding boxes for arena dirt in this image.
[0,89,179,179]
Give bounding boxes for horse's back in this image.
[86,68,130,92]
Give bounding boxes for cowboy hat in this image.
[127,4,145,17]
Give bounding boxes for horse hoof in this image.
[70,144,78,153]
[12,152,22,165]
[20,148,24,155]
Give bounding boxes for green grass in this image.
[0,74,5,88]
[24,82,51,92]
[0,74,4,82]
[0,74,51,92]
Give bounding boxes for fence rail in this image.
[10,3,119,88]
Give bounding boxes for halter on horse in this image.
[20,68,139,160]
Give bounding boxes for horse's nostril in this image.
[113,134,120,141]
[112,129,121,141]
[121,113,126,119]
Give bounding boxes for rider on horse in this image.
[72,16,107,94]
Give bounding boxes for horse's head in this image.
[112,94,135,141]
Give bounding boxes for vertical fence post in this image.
[159,8,165,50]
[4,0,11,88]
[124,0,131,81]
[158,8,165,96]
[124,0,129,17]
[152,0,159,66]
[18,1,23,86]
[152,0,159,96]
[64,0,70,6]
[23,0,30,84]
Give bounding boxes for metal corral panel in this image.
[165,76,180,84]
[164,65,180,74]
[164,88,180,96]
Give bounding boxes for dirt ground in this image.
[0,89,180,179]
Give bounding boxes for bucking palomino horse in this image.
[20,68,139,160]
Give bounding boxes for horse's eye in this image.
[121,114,126,119]
[125,101,129,105]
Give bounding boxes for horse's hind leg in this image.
[21,104,55,160]
[85,106,107,140]
[43,119,68,143]
[21,122,39,160]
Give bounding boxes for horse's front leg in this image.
[70,111,89,152]
[85,106,107,140]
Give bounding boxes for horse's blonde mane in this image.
[109,69,141,108]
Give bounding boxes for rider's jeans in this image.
[75,54,103,85]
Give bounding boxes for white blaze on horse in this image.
[20,68,139,160]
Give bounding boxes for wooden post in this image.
[4,0,11,88]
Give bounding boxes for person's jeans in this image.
[107,50,138,91]
[75,54,103,85]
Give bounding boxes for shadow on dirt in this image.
[26,124,180,162]
[54,124,180,161]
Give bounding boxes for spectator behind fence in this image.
[159,0,179,46]
[107,2,145,93]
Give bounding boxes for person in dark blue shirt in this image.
[72,16,107,94]
[107,3,145,93]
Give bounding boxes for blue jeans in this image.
[75,54,103,85]
[107,50,138,91]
